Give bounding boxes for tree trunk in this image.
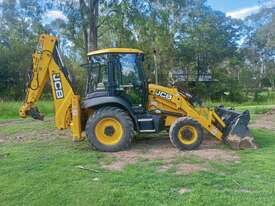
[83,29,88,55]
[79,0,98,53]
[88,0,98,51]
[79,0,88,55]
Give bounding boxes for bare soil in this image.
[178,187,192,194]
[250,109,275,131]
[0,129,70,143]
[102,135,239,174]
[0,118,69,143]
[175,163,208,175]
[1,119,240,175]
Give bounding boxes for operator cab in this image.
[84,48,147,113]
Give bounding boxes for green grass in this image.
[205,99,275,108]
[1,119,275,205]
[237,105,275,114]
[1,100,274,121]
[0,101,54,120]
[204,101,275,117]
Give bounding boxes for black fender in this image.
[81,96,138,130]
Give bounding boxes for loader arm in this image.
[147,84,226,140]
[19,34,82,140]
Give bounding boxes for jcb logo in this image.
[155,90,172,100]
[52,73,64,99]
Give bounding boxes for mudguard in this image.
[82,96,138,129]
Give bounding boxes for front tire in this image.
[85,106,134,152]
[169,117,204,150]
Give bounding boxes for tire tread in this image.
[169,117,204,150]
[85,106,134,152]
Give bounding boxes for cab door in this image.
[111,53,146,111]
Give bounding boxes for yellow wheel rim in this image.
[95,117,123,145]
[178,125,198,145]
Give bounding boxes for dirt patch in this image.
[0,134,6,143]
[250,109,275,131]
[175,163,208,175]
[0,118,52,127]
[102,135,239,173]
[0,153,10,159]
[188,149,239,162]
[101,151,139,171]
[178,187,192,194]
[158,163,173,172]
[0,127,70,144]
[158,161,208,175]
[0,118,60,143]
[0,130,69,143]
[1,119,240,174]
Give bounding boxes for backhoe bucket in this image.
[27,107,44,121]
[215,106,251,140]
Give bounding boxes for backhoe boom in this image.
[19,34,82,140]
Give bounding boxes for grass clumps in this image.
[0,101,53,120]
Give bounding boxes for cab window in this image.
[112,53,145,106]
[87,54,108,93]
[112,53,142,88]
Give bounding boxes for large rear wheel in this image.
[85,106,134,152]
[169,117,204,150]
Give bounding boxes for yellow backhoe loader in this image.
[19,34,251,152]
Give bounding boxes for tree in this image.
[242,2,275,92]
[0,0,273,102]
[0,0,46,100]
[79,0,98,51]
[54,0,121,54]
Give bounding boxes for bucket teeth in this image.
[27,107,44,121]
[227,110,250,138]
[215,106,251,139]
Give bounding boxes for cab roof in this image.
[87,48,143,56]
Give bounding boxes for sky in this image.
[0,0,270,21]
[207,0,264,19]
[43,0,274,22]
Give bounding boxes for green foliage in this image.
[0,0,46,100]
[0,0,274,103]
[0,37,35,100]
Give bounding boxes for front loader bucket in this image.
[215,106,251,140]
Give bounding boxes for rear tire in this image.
[169,117,204,150]
[85,106,134,152]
